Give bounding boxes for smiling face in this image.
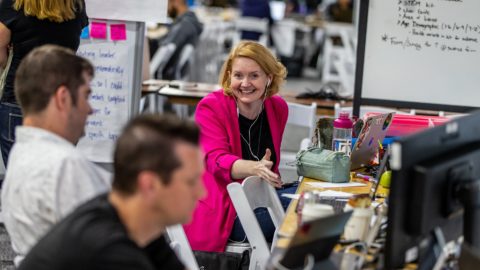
[229,57,271,107]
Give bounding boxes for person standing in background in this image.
[240,0,272,42]
[158,0,203,80]
[0,0,88,166]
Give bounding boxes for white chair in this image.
[166,224,199,270]
[149,43,176,79]
[279,102,317,183]
[171,44,195,119]
[174,44,195,81]
[232,17,269,47]
[320,23,356,97]
[143,43,177,114]
[227,176,285,270]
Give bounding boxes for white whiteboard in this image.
[76,20,143,163]
[355,0,480,112]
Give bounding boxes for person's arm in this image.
[0,22,11,68]
[231,148,282,188]
[195,97,241,184]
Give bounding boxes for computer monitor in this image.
[385,111,480,269]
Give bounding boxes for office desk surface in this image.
[276,177,388,248]
[142,80,351,115]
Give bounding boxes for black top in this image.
[18,194,184,270]
[0,0,88,104]
[239,109,277,167]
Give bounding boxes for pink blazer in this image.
[184,89,288,252]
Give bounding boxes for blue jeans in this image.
[229,183,298,243]
[0,102,22,167]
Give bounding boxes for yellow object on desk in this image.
[380,170,392,188]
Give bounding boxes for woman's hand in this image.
[252,149,283,188]
[231,148,283,188]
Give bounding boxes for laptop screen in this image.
[274,211,352,269]
[350,112,394,169]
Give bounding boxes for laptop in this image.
[350,113,394,170]
[269,211,352,269]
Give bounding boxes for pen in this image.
[353,172,371,182]
[378,139,383,150]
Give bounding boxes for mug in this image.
[343,207,374,241]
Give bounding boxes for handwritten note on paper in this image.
[91,22,107,39]
[80,26,90,39]
[77,42,131,162]
[110,24,127,41]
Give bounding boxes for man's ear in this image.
[53,86,71,111]
[137,171,163,197]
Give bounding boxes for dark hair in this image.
[113,114,200,195]
[15,44,94,115]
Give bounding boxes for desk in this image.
[158,81,220,106]
[142,80,351,116]
[275,177,388,248]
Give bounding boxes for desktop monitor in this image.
[385,111,480,269]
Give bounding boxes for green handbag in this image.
[296,147,351,183]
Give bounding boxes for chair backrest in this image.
[227,176,285,270]
[281,102,317,152]
[174,43,195,80]
[166,224,199,270]
[232,17,269,47]
[149,43,176,79]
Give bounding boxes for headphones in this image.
[235,79,270,160]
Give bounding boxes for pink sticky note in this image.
[90,22,107,39]
[110,24,127,41]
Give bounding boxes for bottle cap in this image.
[334,112,353,129]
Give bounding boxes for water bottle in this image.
[332,112,353,155]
